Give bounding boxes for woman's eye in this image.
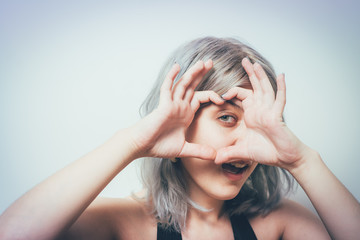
[218,115,237,125]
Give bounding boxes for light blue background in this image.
[1,0,359,214]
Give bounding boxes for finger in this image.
[179,142,216,160]
[242,58,261,93]
[274,73,286,116]
[183,59,213,102]
[214,145,251,164]
[221,87,252,101]
[160,63,181,100]
[231,99,243,109]
[173,61,205,100]
[190,91,225,112]
[161,63,181,92]
[253,62,275,98]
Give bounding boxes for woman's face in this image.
[181,101,258,203]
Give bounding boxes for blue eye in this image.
[218,115,236,124]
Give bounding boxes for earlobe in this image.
[170,157,181,163]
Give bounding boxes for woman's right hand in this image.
[0,60,225,240]
[130,60,224,160]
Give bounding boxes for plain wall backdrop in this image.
[1,0,359,215]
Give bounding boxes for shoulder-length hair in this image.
[139,36,293,232]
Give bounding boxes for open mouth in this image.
[221,162,249,175]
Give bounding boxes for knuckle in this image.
[177,84,186,92]
[208,91,217,97]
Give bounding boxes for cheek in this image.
[182,158,215,177]
[186,117,234,150]
[180,157,219,192]
[248,163,259,176]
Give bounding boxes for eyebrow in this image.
[225,100,242,109]
[199,100,242,110]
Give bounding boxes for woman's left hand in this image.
[215,58,360,240]
[215,58,310,170]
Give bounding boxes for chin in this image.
[210,184,244,201]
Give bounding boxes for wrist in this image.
[125,111,165,159]
[286,147,323,179]
[122,120,153,159]
[109,127,144,164]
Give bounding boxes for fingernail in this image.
[221,93,227,99]
[254,60,261,66]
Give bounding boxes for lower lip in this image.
[222,168,247,181]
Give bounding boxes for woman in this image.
[0,37,359,239]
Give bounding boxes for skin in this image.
[0,58,359,240]
[182,102,258,202]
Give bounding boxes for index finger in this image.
[221,87,252,101]
[160,63,181,98]
[242,58,261,93]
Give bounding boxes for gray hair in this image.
[140,37,293,232]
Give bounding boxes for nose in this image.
[231,119,247,143]
[219,119,247,150]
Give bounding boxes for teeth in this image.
[229,162,248,168]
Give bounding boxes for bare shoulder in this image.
[64,196,157,240]
[249,199,330,240]
[96,196,157,239]
[108,197,157,239]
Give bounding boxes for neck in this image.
[187,188,226,223]
[187,201,225,223]
[184,197,231,239]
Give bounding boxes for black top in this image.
[157,214,257,240]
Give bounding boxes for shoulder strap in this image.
[157,223,182,240]
[230,214,257,240]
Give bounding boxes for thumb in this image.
[215,144,251,164]
[179,142,217,160]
